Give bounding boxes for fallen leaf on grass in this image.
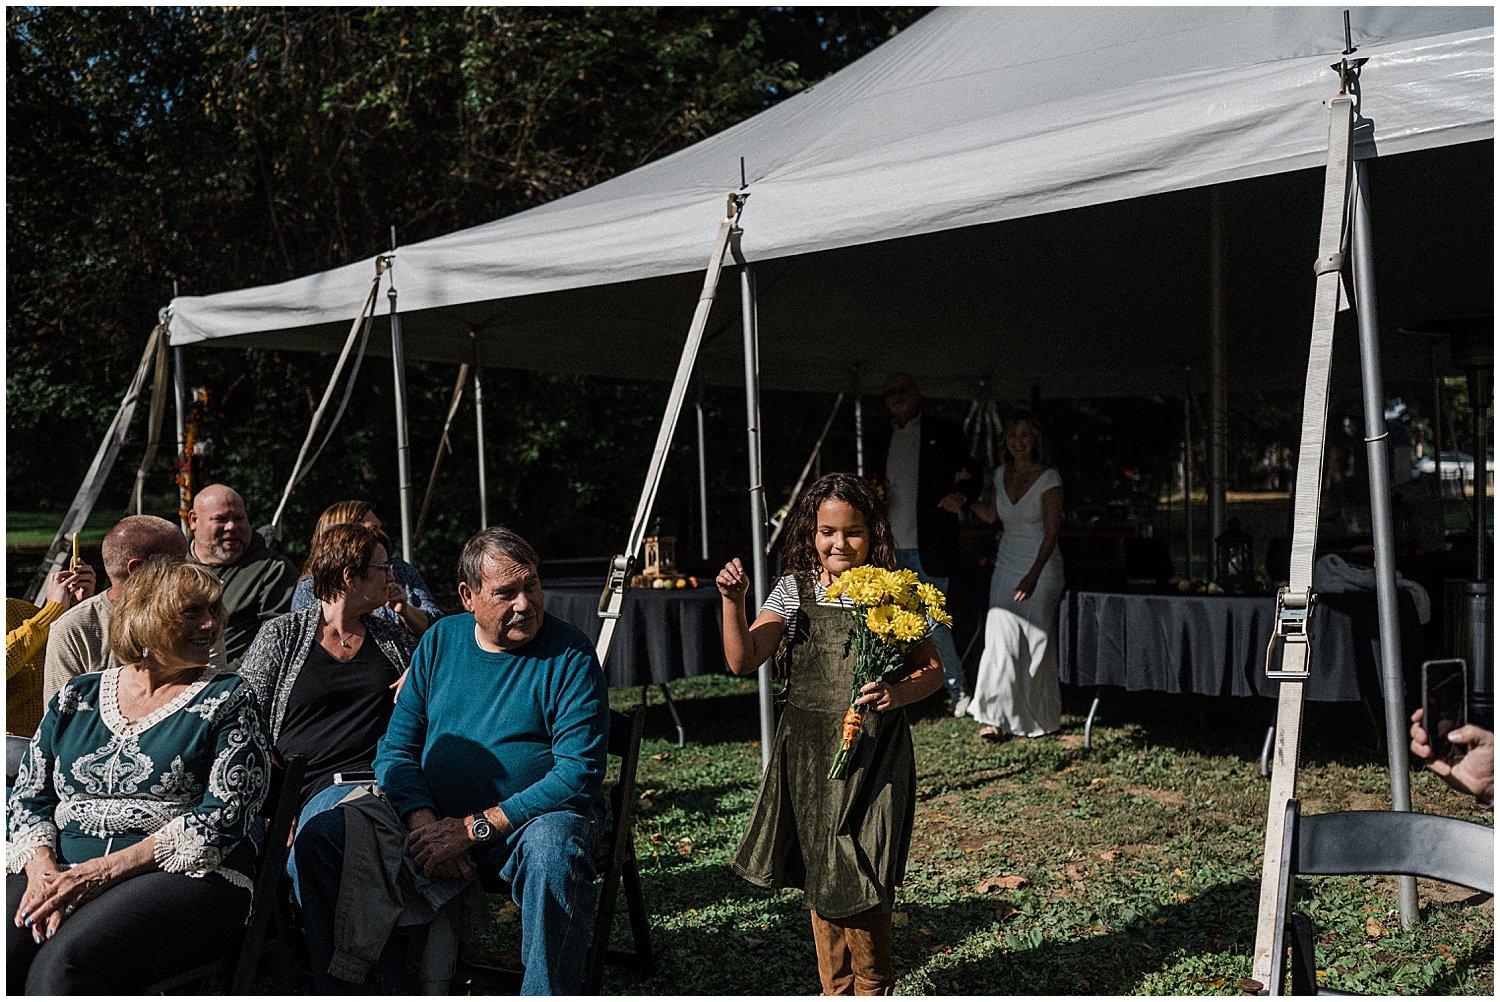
[677,837,694,857]
[650,752,672,761]
[1154,917,1168,926]
[1365,917,1389,939]
[1063,864,1085,881]
[977,874,1028,893]
[927,944,953,955]
[1087,777,1109,790]
[995,902,1019,921]
[648,832,663,843]
[919,926,935,937]
[891,911,908,927]
[743,936,766,949]
[1436,944,1454,962]
[1173,892,1192,903]
[1097,850,1118,861]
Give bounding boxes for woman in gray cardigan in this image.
[238,523,417,900]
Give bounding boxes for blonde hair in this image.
[302,500,379,576]
[109,558,226,665]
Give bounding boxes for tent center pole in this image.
[387,262,415,564]
[1351,157,1418,929]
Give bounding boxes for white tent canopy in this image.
[167,6,1494,400]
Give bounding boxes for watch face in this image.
[471,817,495,843]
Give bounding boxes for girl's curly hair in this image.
[778,472,897,577]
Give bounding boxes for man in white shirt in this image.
[875,373,981,715]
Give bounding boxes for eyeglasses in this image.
[368,562,392,574]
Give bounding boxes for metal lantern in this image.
[1214,519,1255,592]
[642,535,677,578]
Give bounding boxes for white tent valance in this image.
[166,6,1493,400]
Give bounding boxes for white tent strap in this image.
[268,264,386,539]
[132,328,174,514]
[25,324,166,602]
[1249,91,1355,991]
[292,311,374,491]
[415,362,471,544]
[596,195,745,668]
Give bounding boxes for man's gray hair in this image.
[457,526,539,591]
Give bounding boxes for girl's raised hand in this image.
[716,558,750,603]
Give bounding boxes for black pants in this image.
[6,868,249,994]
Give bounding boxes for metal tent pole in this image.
[473,334,489,530]
[1183,372,1195,579]
[697,390,710,562]
[732,231,774,772]
[1209,188,1228,559]
[1351,159,1418,928]
[853,367,865,477]
[387,236,415,564]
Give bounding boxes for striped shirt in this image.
[760,573,933,644]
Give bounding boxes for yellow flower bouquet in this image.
[823,566,952,779]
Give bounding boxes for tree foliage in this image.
[6,6,926,572]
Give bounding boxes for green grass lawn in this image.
[464,676,1494,995]
[5,510,123,548]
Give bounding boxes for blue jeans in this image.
[895,549,966,703]
[294,801,602,995]
[475,806,604,995]
[286,782,355,906]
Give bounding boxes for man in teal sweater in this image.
[296,527,609,995]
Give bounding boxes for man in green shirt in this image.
[186,484,297,667]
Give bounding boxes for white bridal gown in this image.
[968,466,1065,736]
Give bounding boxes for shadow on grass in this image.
[1060,686,1397,770]
[894,876,1259,994]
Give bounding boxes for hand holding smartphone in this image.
[1421,659,1467,763]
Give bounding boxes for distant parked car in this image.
[1411,451,1494,482]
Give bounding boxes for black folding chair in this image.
[6,733,29,788]
[1266,798,1494,996]
[457,705,657,994]
[148,754,307,993]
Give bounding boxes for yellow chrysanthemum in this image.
[928,606,954,628]
[890,609,927,644]
[915,581,945,614]
[865,604,897,639]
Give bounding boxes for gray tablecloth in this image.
[1058,590,1421,702]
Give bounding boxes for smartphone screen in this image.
[1422,659,1467,761]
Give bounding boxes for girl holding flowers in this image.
[717,472,944,995]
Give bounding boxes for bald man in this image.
[42,515,220,702]
[187,484,298,667]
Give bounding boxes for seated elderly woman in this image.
[5,558,269,994]
[291,500,441,637]
[240,522,417,898]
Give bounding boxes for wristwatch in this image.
[468,814,496,845]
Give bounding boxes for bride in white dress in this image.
[967,410,1064,739]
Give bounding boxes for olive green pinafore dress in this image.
[732,574,917,918]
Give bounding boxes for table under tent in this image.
[42,8,1492,988]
